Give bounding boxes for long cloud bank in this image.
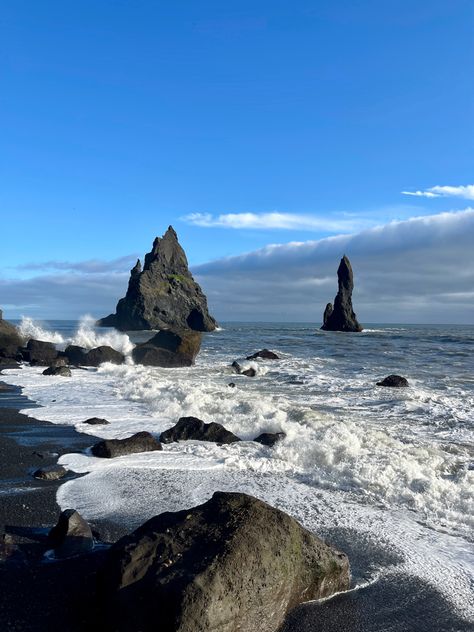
[1,209,473,323]
[193,209,474,324]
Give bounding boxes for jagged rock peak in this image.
[321,255,363,332]
[98,227,217,332]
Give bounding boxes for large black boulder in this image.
[22,339,59,366]
[321,255,363,332]
[132,329,201,367]
[98,227,217,332]
[160,416,241,444]
[91,431,162,458]
[376,374,409,388]
[99,491,350,632]
[47,509,93,558]
[0,311,24,359]
[64,345,88,365]
[85,346,125,366]
[64,345,125,366]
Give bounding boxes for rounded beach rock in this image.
[91,431,162,458]
[99,491,350,632]
[47,509,93,558]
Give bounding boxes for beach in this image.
[1,321,473,630]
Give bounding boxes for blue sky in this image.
[1,1,473,322]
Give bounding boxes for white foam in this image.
[18,316,134,356]
[19,317,65,344]
[69,315,135,355]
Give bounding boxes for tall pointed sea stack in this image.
[321,255,363,332]
[98,227,217,332]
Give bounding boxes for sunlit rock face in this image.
[98,226,217,332]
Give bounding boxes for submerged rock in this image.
[99,491,350,632]
[376,374,409,388]
[132,329,201,367]
[231,360,257,377]
[160,416,241,444]
[33,464,68,480]
[47,509,93,558]
[246,349,280,360]
[91,431,162,458]
[321,255,363,332]
[42,366,72,377]
[83,417,110,425]
[254,431,286,447]
[98,226,217,332]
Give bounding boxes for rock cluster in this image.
[321,255,363,332]
[98,227,216,332]
[99,491,350,632]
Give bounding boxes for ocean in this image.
[3,317,474,628]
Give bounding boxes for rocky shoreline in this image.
[1,371,472,632]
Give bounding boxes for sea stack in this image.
[98,227,217,331]
[321,255,363,332]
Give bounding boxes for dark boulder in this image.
[42,366,72,377]
[232,361,256,377]
[376,374,409,388]
[91,431,162,458]
[99,491,350,632]
[0,311,25,359]
[85,346,125,366]
[132,329,201,367]
[84,417,110,425]
[47,509,93,558]
[246,349,280,360]
[321,255,363,332]
[254,432,286,447]
[33,464,68,480]
[160,416,241,445]
[23,339,59,366]
[64,345,88,365]
[98,227,217,332]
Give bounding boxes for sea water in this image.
[4,318,474,623]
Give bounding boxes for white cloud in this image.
[193,209,474,324]
[14,254,139,274]
[181,212,372,232]
[402,185,474,200]
[1,210,473,324]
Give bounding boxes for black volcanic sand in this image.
[0,376,472,631]
[0,379,110,631]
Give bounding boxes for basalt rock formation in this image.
[132,329,201,367]
[99,491,350,632]
[321,255,363,332]
[160,416,241,445]
[98,227,216,332]
[0,309,24,359]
